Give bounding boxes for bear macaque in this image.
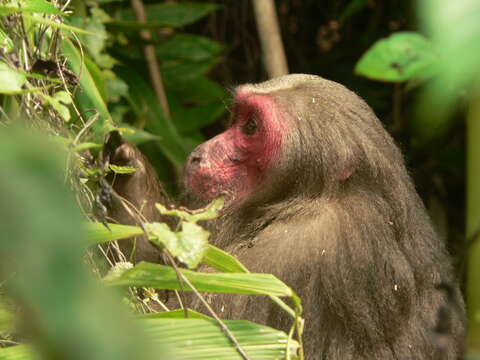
[107,74,465,359]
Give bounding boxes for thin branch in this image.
[130,0,171,119]
[252,0,289,78]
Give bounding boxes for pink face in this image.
[184,91,284,202]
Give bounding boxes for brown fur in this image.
[108,75,465,359]
[104,132,170,263]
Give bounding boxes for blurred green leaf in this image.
[62,39,115,139]
[86,222,144,245]
[0,28,13,52]
[413,0,480,145]
[0,345,36,360]
[107,262,294,297]
[84,55,107,102]
[156,197,224,223]
[145,308,210,319]
[355,32,438,82]
[162,60,220,87]
[109,164,137,174]
[22,14,98,36]
[0,128,157,360]
[156,34,225,61]
[173,101,226,134]
[119,2,220,28]
[116,67,191,168]
[339,0,368,25]
[0,0,61,15]
[0,61,26,93]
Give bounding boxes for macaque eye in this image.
[241,117,258,136]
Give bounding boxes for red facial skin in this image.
[184,91,284,202]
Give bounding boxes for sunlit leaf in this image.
[109,164,137,174]
[107,262,294,297]
[355,32,438,82]
[0,61,26,93]
[144,317,299,360]
[0,0,61,15]
[0,28,13,52]
[155,197,224,223]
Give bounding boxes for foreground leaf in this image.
[0,316,299,360]
[144,317,299,360]
[86,222,247,273]
[0,61,26,93]
[107,262,293,297]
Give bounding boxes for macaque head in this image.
[184,74,403,205]
[184,91,286,201]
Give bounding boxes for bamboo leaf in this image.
[22,14,98,36]
[144,317,299,360]
[203,245,248,273]
[0,318,300,360]
[106,262,294,297]
[0,61,26,93]
[62,40,115,140]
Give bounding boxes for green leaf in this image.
[62,39,115,139]
[119,2,220,28]
[144,317,299,360]
[156,197,224,223]
[72,142,103,152]
[117,67,191,169]
[103,261,134,282]
[203,245,248,273]
[0,61,26,93]
[0,0,61,15]
[107,262,294,297]
[0,28,14,52]
[175,222,209,268]
[86,222,144,245]
[339,0,368,24]
[86,222,247,272]
[156,34,225,61]
[355,32,439,82]
[109,164,137,174]
[0,129,157,360]
[173,101,226,134]
[162,60,221,88]
[147,221,208,269]
[145,309,210,320]
[0,317,298,360]
[413,0,480,145]
[42,93,71,122]
[0,345,35,360]
[22,14,98,36]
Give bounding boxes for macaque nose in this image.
[188,147,204,166]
